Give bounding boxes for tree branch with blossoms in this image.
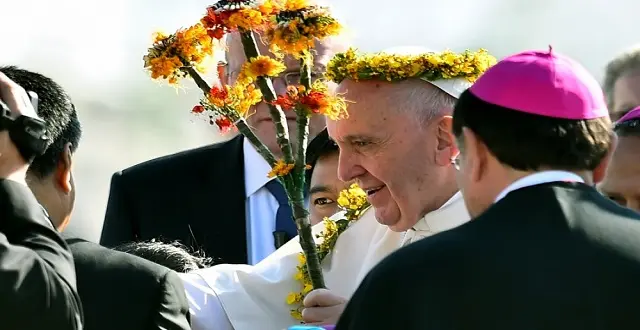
[143,0,347,290]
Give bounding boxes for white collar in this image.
[412,191,470,233]
[494,170,584,203]
[243,138,275,197]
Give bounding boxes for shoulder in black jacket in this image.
[0,179,83,330]
[66,237,191,330]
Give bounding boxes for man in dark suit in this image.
[2,66,191,330]
[337,49,640,329]
[101,33,346,264]
[0,71,83,330]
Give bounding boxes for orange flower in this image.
[192,105,205,114]
[215,116,234,133]
[268,159,295,178]
[271,82,347,120]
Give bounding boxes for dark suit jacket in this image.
[0,179,83,330]
[337,182,640,330]
[65,237,191,330]
[100,136,247,263]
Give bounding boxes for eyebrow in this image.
[309,185,332,195]
[340,134,372,143]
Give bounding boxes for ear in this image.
[593,132,618,184]
[55,143,74,194]
[461,127,488,183]
[218,62,228,86]
[434,116,458,166]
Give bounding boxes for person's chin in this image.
[373,205,400,228]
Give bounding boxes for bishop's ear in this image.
[593,132,618,184]
[461,127,488,183]
[55,143,74,194]
[434,115,458,166]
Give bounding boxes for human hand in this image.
[0,72,39,183]
[301,288,347,325]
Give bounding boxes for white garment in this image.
[181,192,470,330]
[494,170,584,203]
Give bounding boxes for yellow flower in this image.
[283,0,309,11]
[302,284,313,294]
[266,5,341,57]
[290,309,303,320]
[152,31,170,43]
[143,23,215,85]
[286,292,300,304]
[227,8,269,31]
[240,56,286,80]
[268,159,295,178]
[294,271,304,280]
[325,48,496,84]
[297,253,306,264]
[204,81,263,119]
[337,183,368,209]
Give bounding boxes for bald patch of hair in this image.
[604,45,640,111]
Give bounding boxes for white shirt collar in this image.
[412,191,470,233]
[494,170,585,203]
[243,138,275,197]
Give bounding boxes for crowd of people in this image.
[2,23,640,330]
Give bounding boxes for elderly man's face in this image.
[599,135,640,213]
[327,80,457,231]
[225,34,336,156]
[309,152,353,225]
[611,71,640,121]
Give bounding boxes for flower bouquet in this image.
[143,0,347,290]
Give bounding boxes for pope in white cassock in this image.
[180,47,478,330]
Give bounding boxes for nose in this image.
[272,77,288,95]
[337,149,366,182]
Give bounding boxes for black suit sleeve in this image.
[152,271,191,330]
[0,179,83,330]
[101,171,136,247]
[335,263,403,330]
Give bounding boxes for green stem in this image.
[292,200,326,289]
[183,66,277,167]
[235,119,278,167]
[299,55,313,91]
[239,31,295,165]
[294,56,324,288]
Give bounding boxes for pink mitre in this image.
[617,106,640,124]
[469,46,608,120]
[382,46,471,99]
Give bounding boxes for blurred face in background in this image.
[224,34,340,157]
[599,134,640,213]
[611,71,640,121]
[309,152,353,225]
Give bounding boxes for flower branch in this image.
[239,31,296,166]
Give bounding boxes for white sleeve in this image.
[179,272,234,330]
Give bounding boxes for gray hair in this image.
[604,45,640,111]
[388,79,457,126]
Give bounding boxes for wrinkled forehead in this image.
[226,33,334,72]
[329,80,409,142]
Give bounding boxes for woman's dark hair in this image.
[614,118,640,137]
[305,129,339,188]
[452,89,612,171]
[114,240,213,273]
